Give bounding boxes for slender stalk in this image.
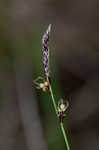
[49,85,70,150]
[49,85,57,115]
[60,123,70,150]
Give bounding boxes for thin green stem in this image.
[49,85,57,115]
[60,123,70,150]
[49,85,70,150]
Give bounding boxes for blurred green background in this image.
[0,0,99,150]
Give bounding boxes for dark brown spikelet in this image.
[42,24,51,78]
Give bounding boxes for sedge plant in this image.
[33,24,70,150]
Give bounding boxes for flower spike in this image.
[42,24,51,78]
[33,24,51,92]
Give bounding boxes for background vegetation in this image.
[0,0,99,150]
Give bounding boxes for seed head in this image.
[42,24,51,78]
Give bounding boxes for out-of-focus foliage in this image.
[0,0,99,150]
